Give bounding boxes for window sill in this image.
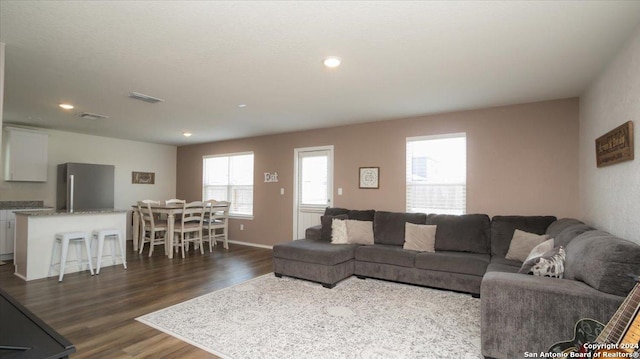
[230,215,254,220]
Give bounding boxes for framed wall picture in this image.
[595,121,634,167]
[132,171,155,184]
[359,167,379,189]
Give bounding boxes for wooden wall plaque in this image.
[595,121,634,167]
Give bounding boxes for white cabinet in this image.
[0,210,15,256]
[3,127,48,182]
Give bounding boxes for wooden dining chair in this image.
[165,199,186,205]
[203,200,231,250]
[136,200,168,256]
[173,201,205,258]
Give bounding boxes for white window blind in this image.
[203,152,254,217]
[406,133,466,215]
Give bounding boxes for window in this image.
[203,152,254,217]
[406,133,466,215]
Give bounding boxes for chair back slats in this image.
[137,200,160,227]
[180,201,204,230]
[205,200,230,223]
[165,199,186,205]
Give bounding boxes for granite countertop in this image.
[15,209,128,216]
[0,200,46,209]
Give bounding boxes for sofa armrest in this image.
[481,271,624,359]
[305,225,322,241]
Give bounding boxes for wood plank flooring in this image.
[0,242,273,358]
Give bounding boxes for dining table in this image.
[132,202,225,259]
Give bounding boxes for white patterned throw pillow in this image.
[331,218,349,244]
[519,246,566,278]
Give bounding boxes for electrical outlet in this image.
[240,224,244,231]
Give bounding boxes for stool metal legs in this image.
[92,229,127,274]
[49,232,94,282]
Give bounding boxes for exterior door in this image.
[293,146,333,239]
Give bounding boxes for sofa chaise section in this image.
[272,239,358,288]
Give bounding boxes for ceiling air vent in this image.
[79,112,109,120]
[129,91,165,104]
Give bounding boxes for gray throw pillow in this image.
[519,246,566,278]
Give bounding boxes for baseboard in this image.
[13,272,27,281]
[227,240,272,250]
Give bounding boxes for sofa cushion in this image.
[554,224,594,248]
[425,214,490,254]
[320,214,348,242]
[565,231,640,297]
[373,211,426,246]
[347,209,375,221]
[324,207,349,216]
[546,218,584,238]
[403,223,436,252]
[414,251,489,276]
[273,239,358,266]
[486,257,522,273]
[490,215,557,258]
[355,245,416,268]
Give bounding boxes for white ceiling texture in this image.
[1,1,640,146]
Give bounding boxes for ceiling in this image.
[1,1,640,146]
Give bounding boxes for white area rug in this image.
[137,274,482,359]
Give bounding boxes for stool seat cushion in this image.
[273,240,358,266]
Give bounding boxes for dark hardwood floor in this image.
[0,242,274,358]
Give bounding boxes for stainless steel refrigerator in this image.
[56,163,115,211]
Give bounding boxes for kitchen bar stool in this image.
[49,231,94,282]
[91,229,127,274]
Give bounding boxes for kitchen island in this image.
[14,209,127,281]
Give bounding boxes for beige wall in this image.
[0,128,177,210]
[177,98,580,247]
[580,24,640,246]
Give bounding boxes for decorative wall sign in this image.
[132,171,155,184]
[595,121,634,167]
[359,167,379,189]
[264,172,279,183]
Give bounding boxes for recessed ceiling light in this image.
[323,56,341,68]
[238,104,247,108]
[59,103,74,110]
[183,132,192,137]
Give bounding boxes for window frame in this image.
[406,133,467,215]
[202,151,255,219]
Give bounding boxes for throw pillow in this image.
[320,214,348,241]
[403,223,437,252]
[331,218,348,244]
[519,247,566,278]
[523,238,555,263]
[345,220,374,245]
[505,229,550,262]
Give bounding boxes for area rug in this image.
[137,274,482,358]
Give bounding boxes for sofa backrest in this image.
[373,211,427,246]
[426,214,491,254]
[565,230,640,297]
[545,218,584,238]
[490,215,557,258]
[553,223,594,248]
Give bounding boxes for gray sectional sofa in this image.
[272,208,640,359]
